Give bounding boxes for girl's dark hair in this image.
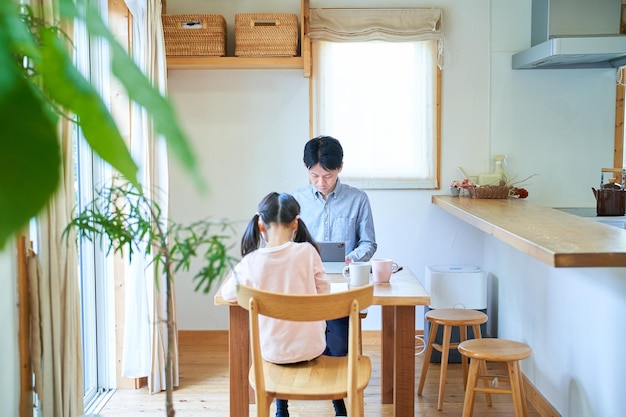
[303,136,344,170]
[241,192,320,257]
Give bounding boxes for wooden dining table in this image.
[214,267,430,417]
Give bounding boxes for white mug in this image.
[371,258,399,283]
[342,262,370,287]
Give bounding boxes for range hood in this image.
[512,0,626,69]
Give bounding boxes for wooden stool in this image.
[417,308,488,411]
[458,338,532,417]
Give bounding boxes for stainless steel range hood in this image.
[512,0,626,69]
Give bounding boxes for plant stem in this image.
[166,263,175,417]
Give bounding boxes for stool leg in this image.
[508,360,528,417]
[459,325,468,388]
[437,325,452,410]
[471,324,483,340]
[479,359,493,406]
[518,361,529,417]
[462,357,480,417]
[467,325,483,391]
[417,322,438,396]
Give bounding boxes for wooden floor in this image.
[98,331,542,417]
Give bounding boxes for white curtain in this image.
[309,8,442,189]
[309,8,442,43]
[28,0,84,415]
[122,0,177,393]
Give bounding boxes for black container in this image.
[594,188,626,216]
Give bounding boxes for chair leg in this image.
[437,324,452,411]
[417,322,438,395]
[257,394,270,417]
[348,392,364,417]
[462,358,480,417]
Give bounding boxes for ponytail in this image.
[294,220,320,254]
[241,213,262,256]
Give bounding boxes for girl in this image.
[220,192,330,417]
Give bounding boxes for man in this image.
[291,135,377,417]
[293,136,377,263]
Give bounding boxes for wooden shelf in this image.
[432,195,626,268]
[166,56,304,70]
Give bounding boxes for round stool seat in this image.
[425,308,488,326]
[458,338,532,417]
[458,338,531,362]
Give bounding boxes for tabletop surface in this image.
[214,267,430,307]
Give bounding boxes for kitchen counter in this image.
[432,195,626,267]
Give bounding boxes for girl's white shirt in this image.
[220,241,330,364]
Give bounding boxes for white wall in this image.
[167,0,623,415]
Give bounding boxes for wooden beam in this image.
[108,0,136,390]
[614,67,625,169]
[17,236,33,417]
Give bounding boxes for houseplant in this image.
[0,0,201,249]
[3,2,221,415]
[64,180,238,417]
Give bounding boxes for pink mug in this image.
[371,258,399,283]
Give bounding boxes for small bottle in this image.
[493,155,509,185]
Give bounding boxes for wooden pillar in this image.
[18,236,33,417]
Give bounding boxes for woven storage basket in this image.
[163,14,226,57]
[234,13,299,57]
[468,185,512,199]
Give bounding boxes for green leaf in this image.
[0,48,60,249]
[1,2,39,60]
[38,28,140,190]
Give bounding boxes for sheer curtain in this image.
[309,8,443,189]
[27,0,84,415]
[122,0,176,393]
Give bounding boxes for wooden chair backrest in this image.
[236,284,374,322]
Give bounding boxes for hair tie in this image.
[295,215,300,220]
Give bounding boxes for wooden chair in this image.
[417,308,488,410]
[236,284,374,417]
[458,338,532,417]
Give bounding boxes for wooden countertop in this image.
[432,195,626,267]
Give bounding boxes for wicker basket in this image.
[468,185,512,199]
[234,13,299,57]
[163,14,226,57]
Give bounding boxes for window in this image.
[311,40,440,189]
[73,0,116,412]
[308,8,443,189]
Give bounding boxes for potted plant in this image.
[449,178,476,196]
[64,180,238,417]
